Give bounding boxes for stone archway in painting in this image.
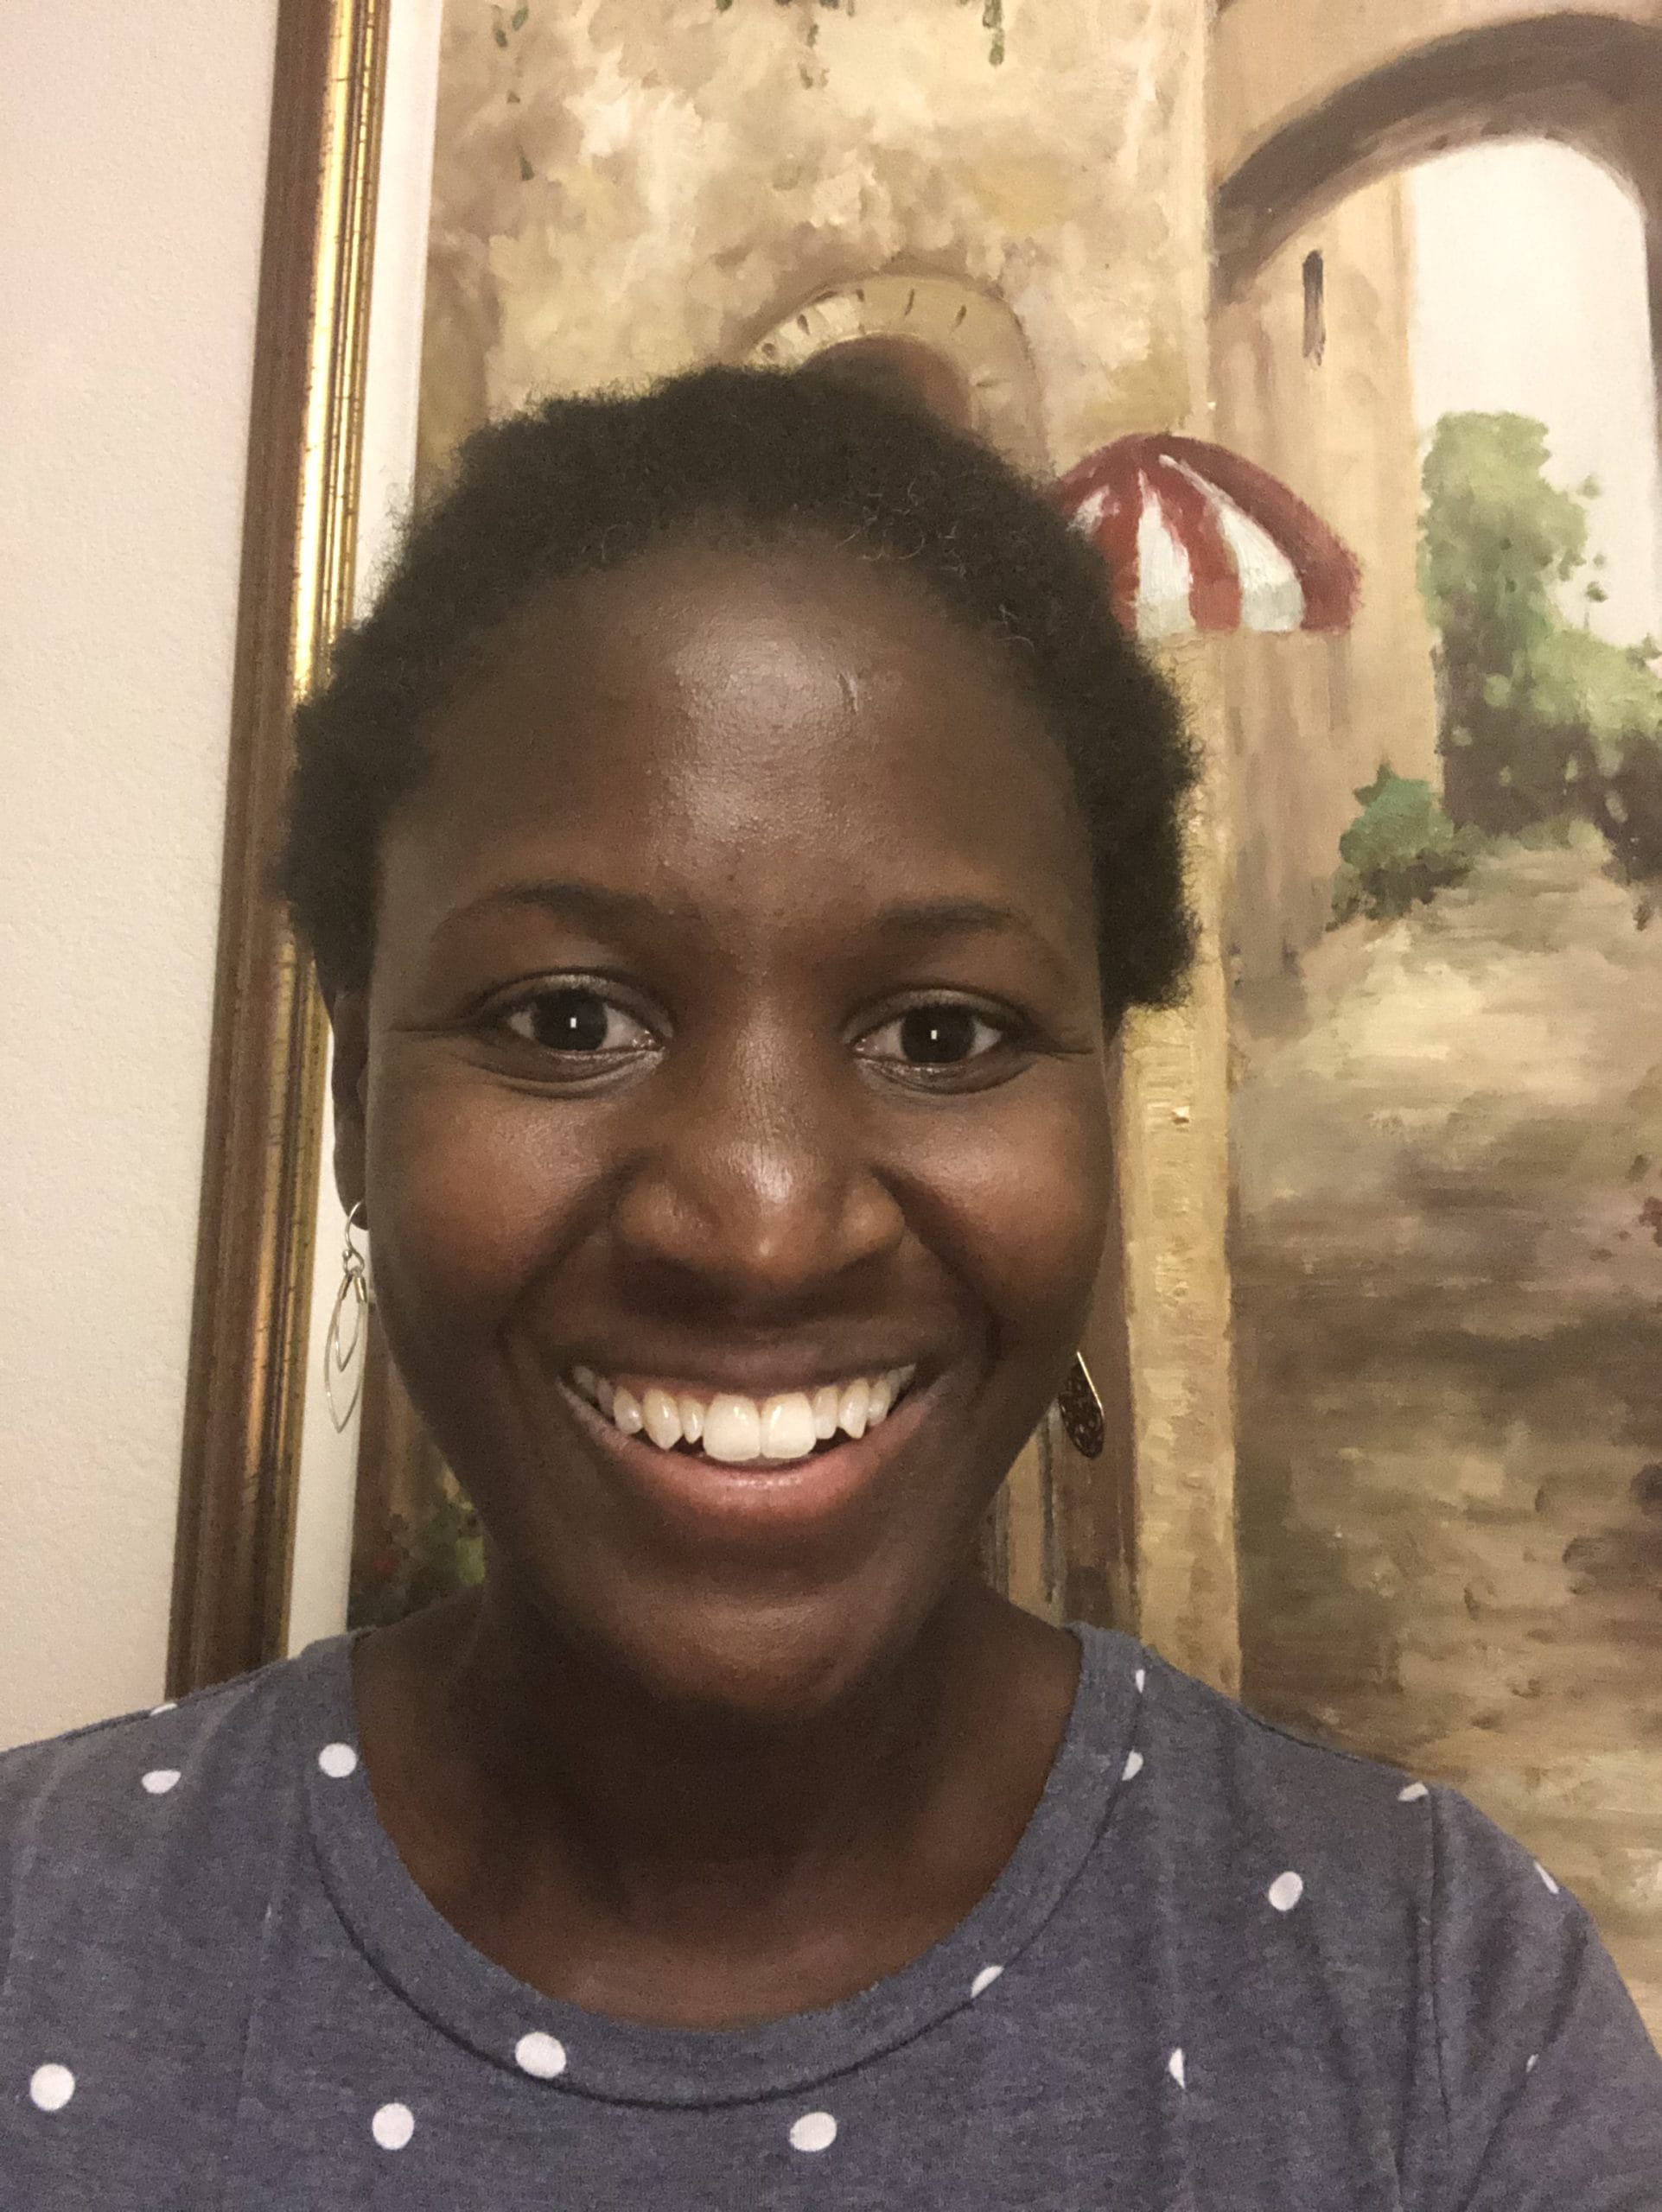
[747,272,1050,472]
[1213,9,1662,354]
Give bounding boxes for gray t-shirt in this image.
[2,1624,1659,2208]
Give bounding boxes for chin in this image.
[519,1537,972,1730]
[437,1353,1035,1719]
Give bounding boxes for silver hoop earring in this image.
[324,1202,370,1433]
[1057,1350,1105,1459]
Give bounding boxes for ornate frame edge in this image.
[168,0,390,1694]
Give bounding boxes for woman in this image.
[3,367,1658,2206]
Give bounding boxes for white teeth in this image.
[703,1394,762,1463]
[837,1377,871,1440]
[577,1366,917,1456]
[642,1388,682,1450]
[761,1392,818,1461]
[611,1385,643,1435]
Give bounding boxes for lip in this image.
[569,1356,927,1402]
[558,1368,937,1543]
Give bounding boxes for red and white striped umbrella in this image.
[1054,434,1361,641]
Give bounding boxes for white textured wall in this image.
[0,3,279,1747]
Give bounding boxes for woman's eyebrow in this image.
[868,895,1041,939]
[864,896,1079,984]
[441,880,681,937]
[439,882,1075,977]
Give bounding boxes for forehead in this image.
[393,532,1094,949]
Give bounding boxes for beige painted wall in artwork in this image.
[418,0,1211,480]
[1213,175,1440,986]
[0,3,278,1747]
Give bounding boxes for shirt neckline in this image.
[293,1619,1143,2107]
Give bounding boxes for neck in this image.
[455,1570,998,1909]
[353,1567,1079,2022]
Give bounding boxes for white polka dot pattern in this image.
[1536,1862,1561,1896]
[1167,2048,1186,2088]
[317,1743,359,1780]
[1134,1668,1146,1693]
[372,2101,414,2150]
[515,2031,567,2079]
[29,2063,74,2113]
[141,1769,181,1796]
[1398,1782,1429,1802]
[790,2111,837,2153]
[1122,1750,1144,1782]
[150,1701,176,1716]
[1268,1871,1305,1914]
[971,1965,1003,1998]
[1527,2053,1540,2074]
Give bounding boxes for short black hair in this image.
[279,364,1195,1020]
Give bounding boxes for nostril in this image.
[610,1141,905,1300]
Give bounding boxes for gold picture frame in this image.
[168,0,389,1694]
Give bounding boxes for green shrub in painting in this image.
[1332,767,1484,924]
[1520,623,1662,880]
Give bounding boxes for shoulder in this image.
[1132,1644,1604,1975]
[1123,1641,1437,1899]
[0,1640,350,1989]
[1121,1645,1662,2196]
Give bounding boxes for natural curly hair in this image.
[279,363,1195,1020]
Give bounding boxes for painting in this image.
[1220,136,1662,2042]
[330,0,1662,2042]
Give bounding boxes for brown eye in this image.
[859,1001,1010,1072]
[899,1005,984,1065]
[503,988,653,1054]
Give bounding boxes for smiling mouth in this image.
[567,1365,918,1467]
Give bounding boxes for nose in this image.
[609,1024,904,1311]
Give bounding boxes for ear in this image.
[328,986,369,1219]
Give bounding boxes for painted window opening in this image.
[1302,251,1326,365]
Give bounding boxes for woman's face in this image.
[335,533,1113,1716]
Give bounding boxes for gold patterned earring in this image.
[324,1202,370,1433]
[1056,1351,1105,1458]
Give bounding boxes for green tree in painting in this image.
[1419,412,1588,830]
[1418,411,1662,875]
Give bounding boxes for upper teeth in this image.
[570,1367,915,1463]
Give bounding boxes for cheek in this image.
[904,1076,1113,1348]
[363,1051,594,1334]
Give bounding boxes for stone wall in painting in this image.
[1213,173,1438,987]
[417,0,1211,484]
